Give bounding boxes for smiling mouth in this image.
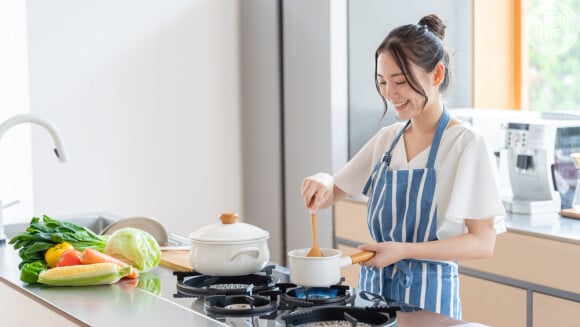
[392,99,409,108]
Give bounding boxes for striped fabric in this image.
[360,109,461,319]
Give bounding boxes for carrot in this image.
[81,248,139,279]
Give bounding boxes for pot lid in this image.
[189,213,269,242]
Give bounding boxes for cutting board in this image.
[160,250,194,272]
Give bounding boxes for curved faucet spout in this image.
[0,114,68,241]
[0,114,68,162]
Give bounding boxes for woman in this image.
[301,14,506,319]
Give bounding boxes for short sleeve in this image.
[445,133,507,234]
[333,126,398,196]
[333,134,377,196]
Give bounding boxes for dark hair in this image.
[375,14,451,117]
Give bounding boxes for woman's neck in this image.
[409,102,444,135]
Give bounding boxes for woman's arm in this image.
[359,217,497,267]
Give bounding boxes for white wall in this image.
[0,1,34,222]
[25,0,243,235]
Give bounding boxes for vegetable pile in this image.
[9,215,108,269]
[8,215,161,286]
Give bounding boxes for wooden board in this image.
[160,250,193,272]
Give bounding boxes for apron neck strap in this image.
[426,108,451,168]
[383,120,411,165]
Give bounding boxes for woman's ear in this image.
[433,62,445,87]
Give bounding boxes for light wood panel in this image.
[338,244,361,288]
[460,274,527,327]
[533,293,580,327]
[334,199,373,243]
[472,0,522,109]
[460,232,580,293]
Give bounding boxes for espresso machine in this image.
[503,119,580,215]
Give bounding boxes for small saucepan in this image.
[287,248,375,286]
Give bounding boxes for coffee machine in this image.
[503,119,580,215]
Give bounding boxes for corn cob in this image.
[38,262,131,286]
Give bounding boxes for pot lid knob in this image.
[220,213,239,224]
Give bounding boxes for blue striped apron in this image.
[359,109,461,319]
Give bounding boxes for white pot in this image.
[287,248,374,287]
[189,213,270,276]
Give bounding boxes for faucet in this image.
[0,114,68,242]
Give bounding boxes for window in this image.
[526,0,580,112]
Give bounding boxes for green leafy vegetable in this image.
[104,227,161,272]
[9,215,108,269]
[20,261,47,284]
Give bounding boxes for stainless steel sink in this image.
[4,214,118,239]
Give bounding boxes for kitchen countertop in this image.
[346,196,580,245]
[0,239,481,327]
[504,212,580,245]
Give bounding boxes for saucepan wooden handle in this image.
[349,251,375,264]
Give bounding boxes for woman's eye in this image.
[395,81,406,85]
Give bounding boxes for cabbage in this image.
[104,227,161,271]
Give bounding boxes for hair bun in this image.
[418,14,446,40]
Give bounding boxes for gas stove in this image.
[170,265,417,326]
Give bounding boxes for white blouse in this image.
[334,120,506,240]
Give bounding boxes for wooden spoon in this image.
[306,208,324,257]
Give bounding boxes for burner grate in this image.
[281,306,398,327]
[174,266,278,298]
[204,293,278,315]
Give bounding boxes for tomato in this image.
[45,242,74,268]
[56,249,82,267]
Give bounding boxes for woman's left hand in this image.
[358,242,407,268]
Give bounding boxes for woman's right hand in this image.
[301,173,334,212]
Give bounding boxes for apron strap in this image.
[426,108,451,168]
[383,120,411,166]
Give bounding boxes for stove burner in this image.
[279,283,355,308]
[293,287,340,300]
[204,293,278,315]
[281,306,398,327]
[174,266,278,297]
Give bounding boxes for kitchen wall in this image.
[239,0,285,263]
[26,0,244,237]
[0,1,34,222]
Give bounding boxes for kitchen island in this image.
[0,237,479,326]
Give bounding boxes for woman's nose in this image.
[386,85,396,101]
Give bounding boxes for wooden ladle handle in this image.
[349,251,375,264]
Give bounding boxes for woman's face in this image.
[376,51,435,120]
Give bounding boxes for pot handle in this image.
[340,250,375,267]
[229,247,261,260]
[350,250,375,264]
